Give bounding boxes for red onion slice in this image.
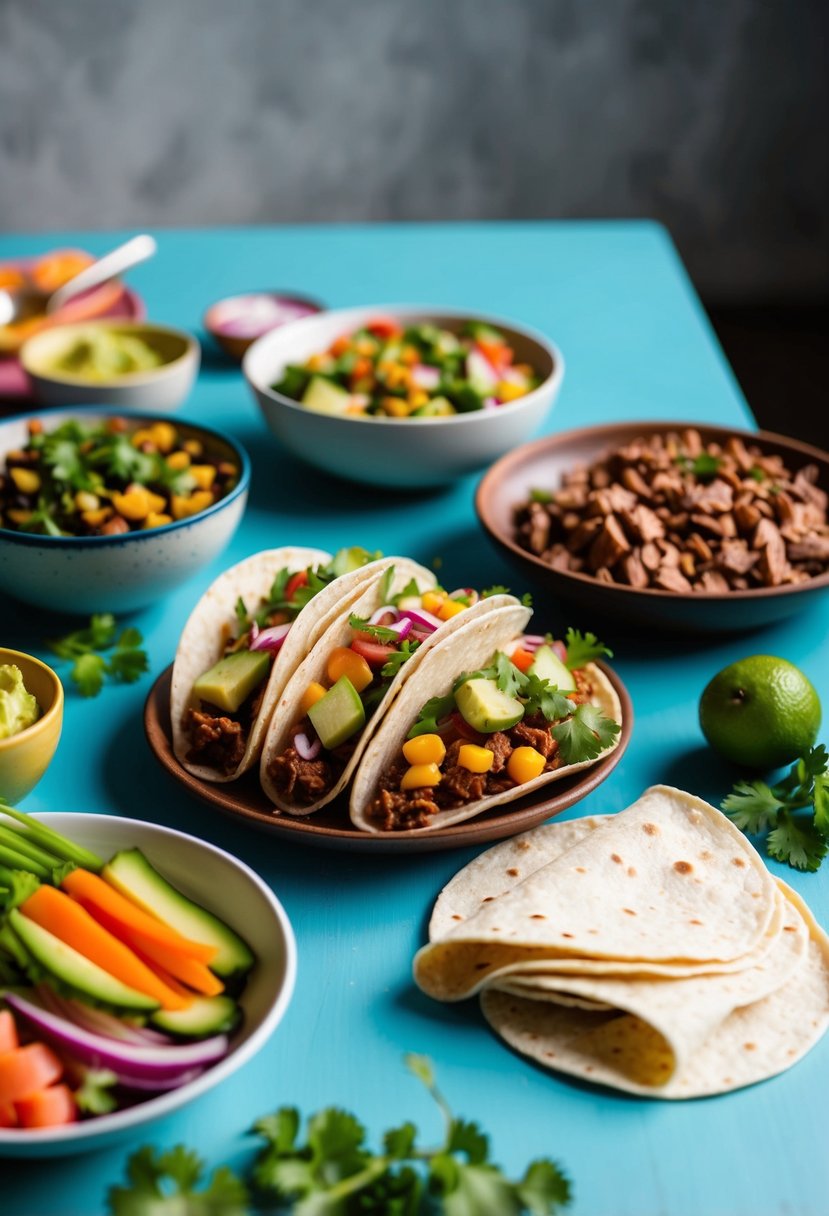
[411,364,441,390]
[520,634,547,653]
[294,731,321,761]
[483,396,501,410]
[386,617,413,640]
[400,607,443,633]
[447,588,479,606]
[250,623,291,653]
[369,605,399,625]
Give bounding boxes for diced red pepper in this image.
[285,570,309,600]
[365,318,403,339]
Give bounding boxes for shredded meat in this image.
[184,707,247,774]
[510,720,555,758]
[436,767,488,806]
[485,731,513,773]
[267,747,335,804]
[370,789,439,831]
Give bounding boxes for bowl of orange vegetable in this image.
[0,808,296,1156]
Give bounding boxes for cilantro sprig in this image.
[563,628,613,671]
[722,746,829,871]
[107,1056,571,1216]
[48,614,149,697]
[349,613,402,643]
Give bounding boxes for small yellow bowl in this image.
[0,649,63,804]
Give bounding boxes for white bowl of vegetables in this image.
[244,306,564,488]
[0,808,296,1156]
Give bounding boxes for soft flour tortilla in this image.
[428,815,782,980]
[481,881,829,1098]
[349,614,620,835]
[260,566,522,815]
[414,787,778,1000]
[171,548,388,782]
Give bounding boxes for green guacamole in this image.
[0,664,40,740]
[51,330,163,380]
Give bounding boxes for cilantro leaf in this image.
[391,577,422,606]
[563,628,613,671]
[796,744,829,784]
[0,868,40,913]
[384,1121,418,1160]
[408,693,457,738]
[482,585,510,598]
[522,675,575,723]
[430,1154,522,1216]
[767,811,829,872]
[529,488,553,503]
[379,565,396,606]
[235,596,249,632]
[521,592,533,607]
[72,652,108,698]
[552,702,620,764]
[447,1119,489,1165]
[676,451,722,481]
[74,1069,119,1116]
[109,646,150,685]
[722,781,783,834]
[813,773,829,837]
[109,1144,248,1216]
[492,651,527,698]
[349,613,401,643]
[518,1159,573,1214]
[381,640,421,679]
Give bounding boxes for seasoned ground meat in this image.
[510,720,555,758]
[485,731,512,773]
[267,748,335,804]
[184,708,247,774]
[436,766,488,805]
[369,789,439,831]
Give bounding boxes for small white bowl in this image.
[20,320,200,413]
[243,305,564,488]
[0,407,249,614]
[0,812,297,1158]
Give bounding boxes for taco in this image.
[170,546,386,782]
[349,607,622,833]
[260,565,522,815]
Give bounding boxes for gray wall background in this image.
[1,0,826,302]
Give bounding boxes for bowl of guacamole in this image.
[19,320,200,413]
[0,650,63,805]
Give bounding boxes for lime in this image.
[699,655,821,769]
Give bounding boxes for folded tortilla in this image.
[171,548,391,783]
[260,562,520,816]
[350,612,621,834]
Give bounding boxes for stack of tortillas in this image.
[414,786,829,1098]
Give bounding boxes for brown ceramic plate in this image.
[144,663,633,854]
[476,420,829,633]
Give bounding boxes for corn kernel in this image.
[507,746,546,785]
[300,682,328,715]
[166,450,191,471]
[421,591,446,615]
[438,598,466,621]
[150,422,177,453]
[190,464,216,490]
[74,491,100,512]
[401,344,420,366]
[183,438,204,457]
[146,490,168,514]
[381,397,411,418]
[171,491,214,520]
[143,512,173,530]
[401,763,442,791]
[496,381,528,402]
[131,427,156,449]
[327,647,373,693]
[408,389,429,410]
[403,734,446,766]
[82,507,113,528]
[458,744,494,774]
[112,487,151,521]
[7,508,33,525]
[9,467,40,495]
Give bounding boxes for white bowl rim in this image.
[0,812,297,1149]
[0,405,250,548]
[243,303,565,427]
[20,320,201,387]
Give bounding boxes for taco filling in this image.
[183,548,375,773]
[266,581,493,805]
[365,630,621,831]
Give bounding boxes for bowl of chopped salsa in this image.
[0,408,249,613]
[244,306,563,487]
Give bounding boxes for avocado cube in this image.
[301,375,353,415]
[193,650,271,714]
[528,645,576,692]
[308,676,366,749]
[454,678,524,734]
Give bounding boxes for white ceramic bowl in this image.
[244,305,564,487]
[0,407,249,614]
[0,812,297,1158]
[20,321,201,413]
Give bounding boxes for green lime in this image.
[699,655,821,769]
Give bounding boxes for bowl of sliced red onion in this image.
[204,293,323,361]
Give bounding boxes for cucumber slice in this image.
[455,678,524,734]
[8,910,160,1013]
[102,850,254,980]
[528,645,577,693]
[301,376,353,416]
[151,995,241,1040]
[308,676,366,749]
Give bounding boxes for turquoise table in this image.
[2,223,827,1216]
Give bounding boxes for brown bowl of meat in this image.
[475,421,829,632]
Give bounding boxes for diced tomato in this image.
[365,317,403,339]
[510,647,535,673]
[350,636,396,667]
[450,711,486,746]
[285,570,309,601]
[476,338,512,372]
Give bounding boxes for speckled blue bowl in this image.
[0,406,250,614]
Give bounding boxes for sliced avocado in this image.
[455,678,524,734]
[528,645,577,693]
[151,995,241,1040]
[308,676,366,750]
[8,909,160,1012]
[193,650,271,714]
[412,395,455,418]
[102,849,254,980]
[301,375,353,416]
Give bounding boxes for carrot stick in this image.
[15,1083,77,1128]
[129,938,225,997]
[0,1043,63,1105]
[61,870,217,964]
[0,1010,18,1055]
[20,886,192,1013]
